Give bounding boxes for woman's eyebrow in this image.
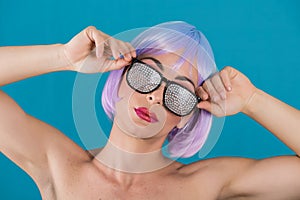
[140,57,164,71]
[141,56,195,88]
[174,76,195,88]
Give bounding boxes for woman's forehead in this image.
[139,54,199,86]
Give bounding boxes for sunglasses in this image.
[125,58,201,117]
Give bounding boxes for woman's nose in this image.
[146,86,164,105]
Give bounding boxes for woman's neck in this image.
[95,141,173,173]
[94,122,174,174]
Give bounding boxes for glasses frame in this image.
[124,58,201,117]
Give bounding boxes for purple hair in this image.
[101,21,216,158]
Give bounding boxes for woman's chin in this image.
[114,113,165,139]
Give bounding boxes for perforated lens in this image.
[164,83,198,116]
[126,60,199,117]
[127,62,161,93]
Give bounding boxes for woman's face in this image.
[114,53,199,140]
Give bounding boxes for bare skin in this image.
[0,26,300,200]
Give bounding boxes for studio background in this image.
[0,0,299,199]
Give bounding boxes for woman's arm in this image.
[243,88,300,155]
[0,44,66,86]
[197,66,300,199]
[197,66,300,155]
[0,26,135,189]
[0,26,135,87]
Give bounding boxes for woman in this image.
[0,21,299,199]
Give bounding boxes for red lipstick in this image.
[134,107,158,123]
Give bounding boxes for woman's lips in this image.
[134,107,158,123]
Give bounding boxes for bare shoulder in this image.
[0,90,90,179]
[179,155,300,199]
[227,155,300,198]
[177,157,256,199]
[179,156,256,175]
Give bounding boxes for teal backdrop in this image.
[1,0,299,199]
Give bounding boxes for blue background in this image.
[1,0,299,199]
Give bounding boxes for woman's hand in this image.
[196,66,257,117]
[62,26,136,73]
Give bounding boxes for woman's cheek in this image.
[117,76,131,98]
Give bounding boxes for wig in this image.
[102,21,217,158]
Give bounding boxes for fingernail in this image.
[227,86,232,91]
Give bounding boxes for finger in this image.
[197,101,212,112]
[118,41,132,62]
[101,59,130,72]
[94,34,106,58]
[196,86,209,100]
[211,74,227,100]
[197,100,226,117]
[114,59,131,70]
[96,43,104,59]
[206,77,227,115]
[103,43,113,58]
[106,39,121,60]
[85,26,106,58]
[111,49,121,60]
[202,79,220,102]
[220,66,232,91]
[125,42,137,58]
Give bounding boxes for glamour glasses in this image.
[125,58,201,117]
